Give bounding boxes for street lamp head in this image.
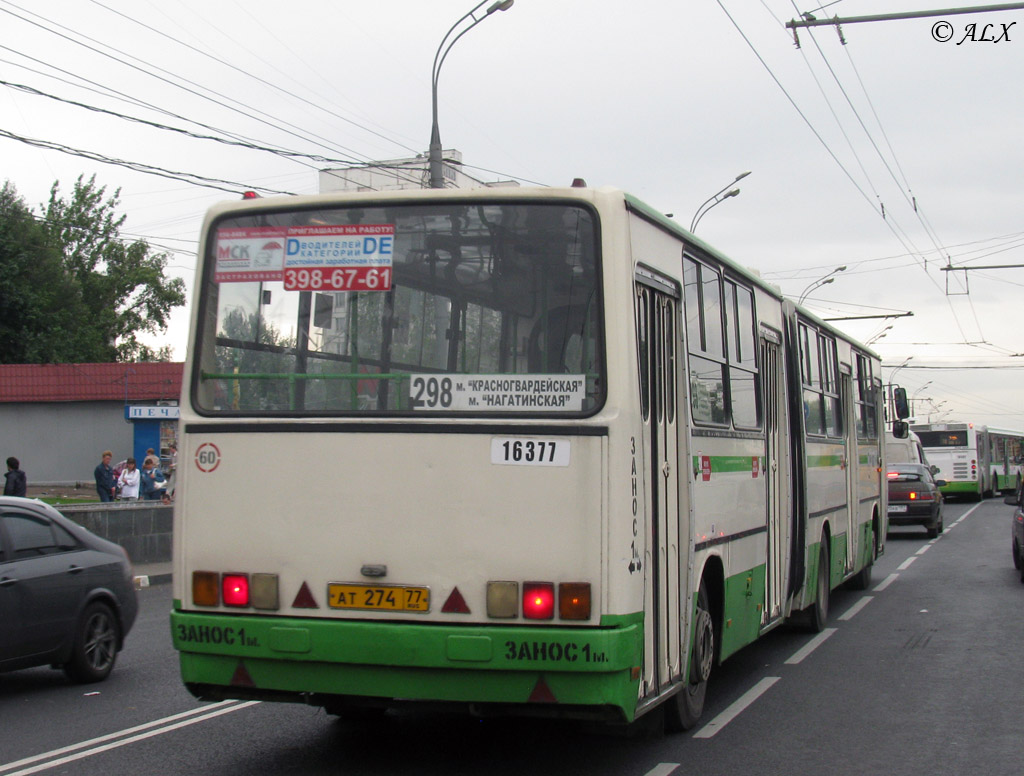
[724,188,740,199]
[734,171,752,182]
[487,0,514,11]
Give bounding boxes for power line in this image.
[0,126,295,195]
[86,0,421,159]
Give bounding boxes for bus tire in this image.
[848,545,873,591]
[806,545,830,632]
[665,580,713,732]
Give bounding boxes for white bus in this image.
[171,186,885,730]
[911,422,996,499]
[987,427,1024,494]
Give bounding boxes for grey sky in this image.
[1,0,1021,426]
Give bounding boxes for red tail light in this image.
[522,582,555,620]
[222,574,250,607]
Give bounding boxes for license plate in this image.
[327,583,430,613]
[888,504,908,513]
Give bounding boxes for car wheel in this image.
[1013,539,1021,570]
[64,601,120,683]
[926,523,939,539]
[665,580,713,732]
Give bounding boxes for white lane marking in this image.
[915,544,932,556]
[644,764,680,776]
[1,701,259,776]
[958,503,983,521]
[692,676,780,739]
[897,556,918,570]
[873,573,899,592]
[785,627,837,665]
[0,702,242,774]
[838,596,874,621]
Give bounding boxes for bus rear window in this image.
[915,431,967,447]
[192,202,603,416]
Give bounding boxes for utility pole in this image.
[785,3,1024,45]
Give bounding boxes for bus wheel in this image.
[848,528,873,591]
[665,580,714,732]
[806,546,830,632]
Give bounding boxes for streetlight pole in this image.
[690,171,750,232]
[797,265,847,304]
[429,0,514,189]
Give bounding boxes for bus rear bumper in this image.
[172,610,643,722]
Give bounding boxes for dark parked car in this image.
[887,463,947,538]
[0,497,138,681]
[1007,485,1024,583]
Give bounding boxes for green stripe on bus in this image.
[719,563,767,661]
[939,481,981,495]
[691,455,763,473]
[807,454,844,468]
[172,610,644,719]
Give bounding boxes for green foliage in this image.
[0,175,186,364]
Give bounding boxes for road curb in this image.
[134,573,173,588]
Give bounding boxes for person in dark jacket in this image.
[139,455,166,501]
[94,450,116,502]
[4,457,27,497]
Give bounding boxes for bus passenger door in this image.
[635,276,682,699]
[841,370,857,572]
[760,330,787,627]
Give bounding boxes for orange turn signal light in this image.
[558,583,591,620]
[192,571,220,607]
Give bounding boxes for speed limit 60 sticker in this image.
[194,442,221,473]
[491,437,570,467]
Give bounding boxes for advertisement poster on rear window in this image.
[214,225,394,291]
[214,227,286,282]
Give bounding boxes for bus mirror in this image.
[892,386,910,419]
[892,420,909,439]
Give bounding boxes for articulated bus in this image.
[987,428,1024,494]
[911,422,1024,499]
[171,186,886,730]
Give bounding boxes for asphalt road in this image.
[1,498,1020,776]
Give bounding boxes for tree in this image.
[0,176,186,364]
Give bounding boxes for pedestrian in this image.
[118,457,140,500]
[166,442,177,500]
[94,450,116,502]
[4,457,26,497]
[140,455,167,501]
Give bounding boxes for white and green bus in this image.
[171,185,885,730]
[910,422,1021,499]
[987,427,1024,494]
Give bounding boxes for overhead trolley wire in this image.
[86,0,423,161]
[719,1,978,343]
[0,2,403,177]
[0,126,296,196]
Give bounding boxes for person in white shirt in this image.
[118,457,141,500]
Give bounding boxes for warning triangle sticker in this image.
[441,587,471,614]
[528,676,557,704]
[292,581,319,609]
[230,661,255,687]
